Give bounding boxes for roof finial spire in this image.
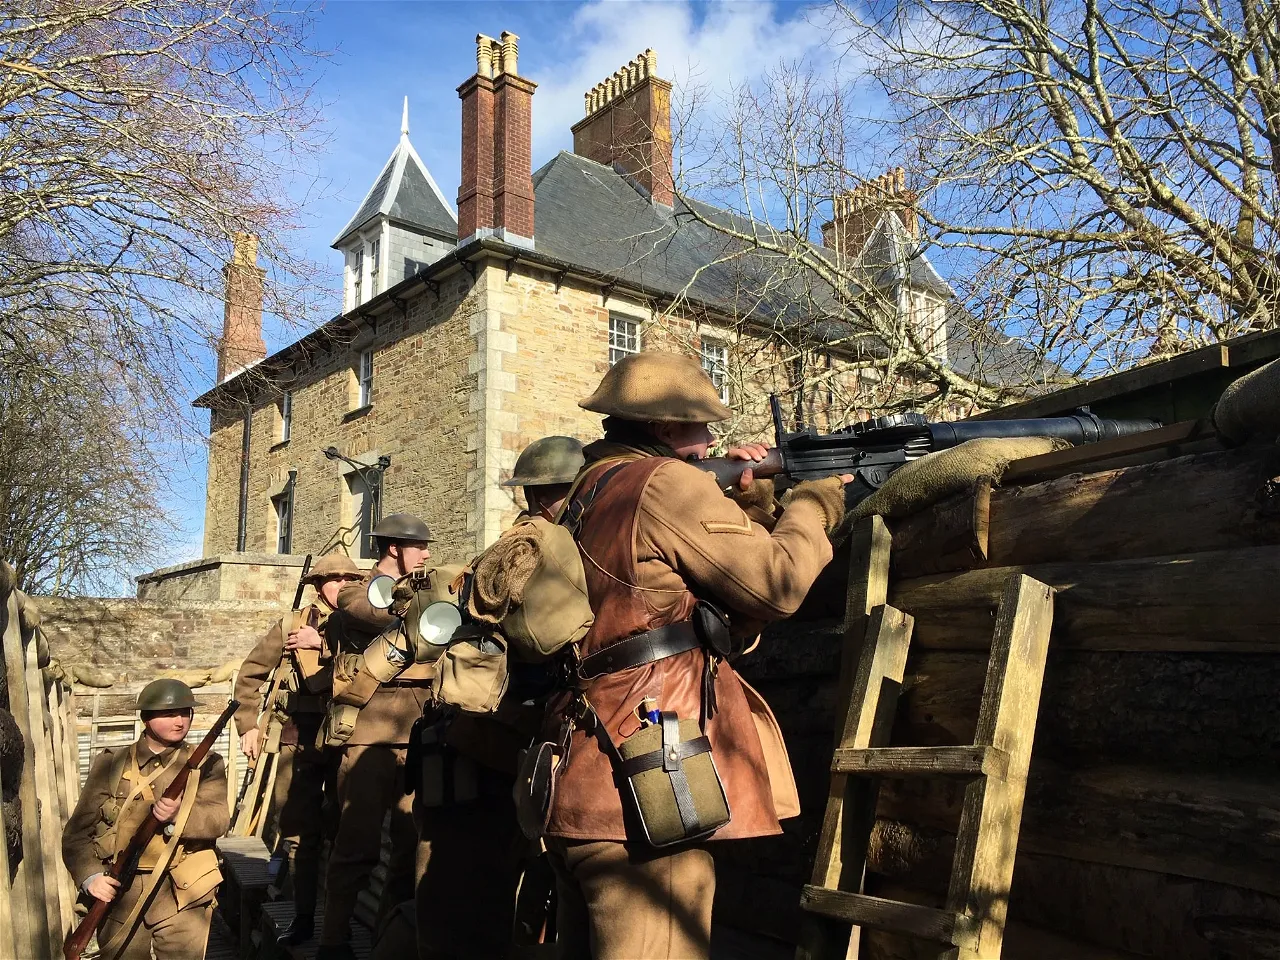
[401,96,409,140]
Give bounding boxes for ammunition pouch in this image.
[692,600,733,659]
[433,630,509,715]
[321,702,361,747]
[331,653,381,708]
[170,847,222,909]
[613,713,729,848]
[281,692,326,714]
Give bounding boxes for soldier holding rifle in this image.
[62,680,233,960]
[233,552,364,946]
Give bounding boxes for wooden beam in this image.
[889,480,990,578]
[800,887,979,949]
[832,745,1009,781]
[25,636,68,944]
[1001,420,1217,485]
[890,545,1280,652]
[945,575,1054,960]
[985,444,1280,567]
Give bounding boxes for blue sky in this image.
[150,0,835,584]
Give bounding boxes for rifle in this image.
[64,699,240,960]
[231,553,312,829]
[701,395,1162,508]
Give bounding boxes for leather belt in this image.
[385,679,432,688]
[578,621,700,681]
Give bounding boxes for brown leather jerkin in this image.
[545,455,792,843]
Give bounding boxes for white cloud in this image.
[531,1,833,160]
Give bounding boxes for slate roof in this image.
[332,134,457,247]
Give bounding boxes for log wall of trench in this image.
[713,439,1280,959]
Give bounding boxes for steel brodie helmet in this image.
[371,513,434,543]
[303,553,364,584]
[579,351,732,424]
[136,678,197,712]
[502,436,585,488]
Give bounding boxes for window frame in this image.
[357,348,374,408]
[700,338,730,405]
[352,248,364,306]
[279,390,292,444]
[273,489,293,554]
[369,237,380,290]
[608,314,640,366]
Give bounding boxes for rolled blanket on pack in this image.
[468,526,543,626]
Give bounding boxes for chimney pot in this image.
[500,31,518,76]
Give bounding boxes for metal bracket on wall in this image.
[554,270,568,293]
[600,281,616,306]
[461,259,478,281]
[388,294,408,320]
[425,279,441,303]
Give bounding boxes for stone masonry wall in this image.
[39,596,283,686]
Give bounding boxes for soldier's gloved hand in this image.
[391,580,416,611]
[783,475,854,534]
[152,793,182,824]
[85,873,120,903]
[286,624,323,651]
[240,728,261,761]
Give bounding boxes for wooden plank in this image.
[1001,420,1216,484]
[800,887,979,949]
[2,591,51,959]
[799,604,914,960]
[24,632,68,945]
[985,444,1280,567]
[0,661,15,960]
[972,345,1229,421]
[890,545,1280,652]
[944,575,1053,960]
[889,480,990,578]
[832,746,1008,781]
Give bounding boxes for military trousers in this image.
[413,787,523,959]
[546,838,715,960]
[98,879,215,960]
[320,743,416,946]
[268,729,334,916]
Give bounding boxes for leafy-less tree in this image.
[836,0,1280,369]
[0,0,326,590]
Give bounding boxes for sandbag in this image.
[1212,355,1280,444]
[210,659,239,684]
[156,667,212,689]
[467,517,593,662]
[847,436,1070,524]
[71,664,116,688]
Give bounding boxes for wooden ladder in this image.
[797,517,1054,960]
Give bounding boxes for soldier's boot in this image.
[314,944,357,960]
[276,913,314,946]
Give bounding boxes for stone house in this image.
[192,33,994,574]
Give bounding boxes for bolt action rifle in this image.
[700,396,1162,507]
[64,699,240,960]
[231,554,314,833]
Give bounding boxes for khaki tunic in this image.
[331,573,431,745]
[62,740,229,956]
[547,450,832,842]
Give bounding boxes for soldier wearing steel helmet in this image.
[403,436,586,960]
[317,513,435,960]
[543,352,850,959]
[62,679,229,959]
[233,552,364,946]
[502,434,585,522]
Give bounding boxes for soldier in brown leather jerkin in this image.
[544,352,847,959]
[234,553,363,946]
[63,680,229,960]
[318,513,435,960]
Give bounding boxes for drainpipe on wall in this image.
[236,403,251,552]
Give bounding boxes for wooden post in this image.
[2,591,51,958]
[23,629,68,944]
[0,681,16,960]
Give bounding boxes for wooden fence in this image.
[0,569,81,959]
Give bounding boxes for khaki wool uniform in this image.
[321,571,430,947]
[63,741,230,960]
[546,443,839,960]
[233,605,335,917]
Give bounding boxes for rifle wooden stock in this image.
[63,700,239,960]
[699,450,786,491]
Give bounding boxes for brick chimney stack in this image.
[822,167,918,256]
[217,232,266,383]
[572,50,674,207]
[457,32,536,246]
